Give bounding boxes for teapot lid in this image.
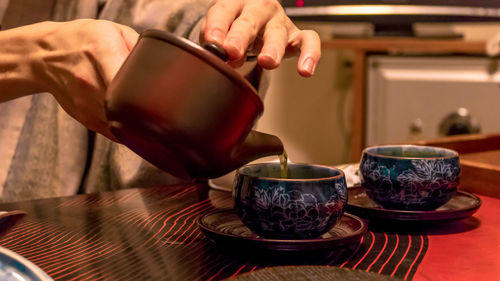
[140,30,263,113]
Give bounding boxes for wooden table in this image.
[0,182,498,281]
[322,37,487,162]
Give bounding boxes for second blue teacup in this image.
[360,145,460,211]
[233,163,347,239]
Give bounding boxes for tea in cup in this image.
[233,163,348,239]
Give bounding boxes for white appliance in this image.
[366,55,500,146]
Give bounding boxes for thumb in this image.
[118,24,140,52]
[99,25,139,86]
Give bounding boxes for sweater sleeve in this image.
[99,0,212,36]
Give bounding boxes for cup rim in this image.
[236,162,345,182]
[362,144,459,160]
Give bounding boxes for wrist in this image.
[0,22,52,101]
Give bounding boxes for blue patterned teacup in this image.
[233,163,347,239]
[360,145,460,211]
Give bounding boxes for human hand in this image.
[201,0,321,77]
[23,19,138,141]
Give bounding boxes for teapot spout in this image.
[231,130,284,168]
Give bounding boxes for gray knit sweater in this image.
[0,0,266,202]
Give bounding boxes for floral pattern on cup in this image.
[360,145,460,211]
[234,163,348,239]
[251,185,345,235]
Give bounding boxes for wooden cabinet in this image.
[322,38,486,162]
[365,55,500,145]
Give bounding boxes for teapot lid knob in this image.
[203,42,229,61]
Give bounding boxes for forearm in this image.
[0,24,45,102]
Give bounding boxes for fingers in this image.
[223,4,274,60]
[89,120,120,142]
[257,18,288,69]
[204,0,321,77]
[227,54,247,68]
[294,30,321,77]
[205,0,277,61]
[64,79,119,142]
[83,112,119,142]
[204,0,242,45]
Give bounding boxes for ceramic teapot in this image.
[105,30,283,180]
